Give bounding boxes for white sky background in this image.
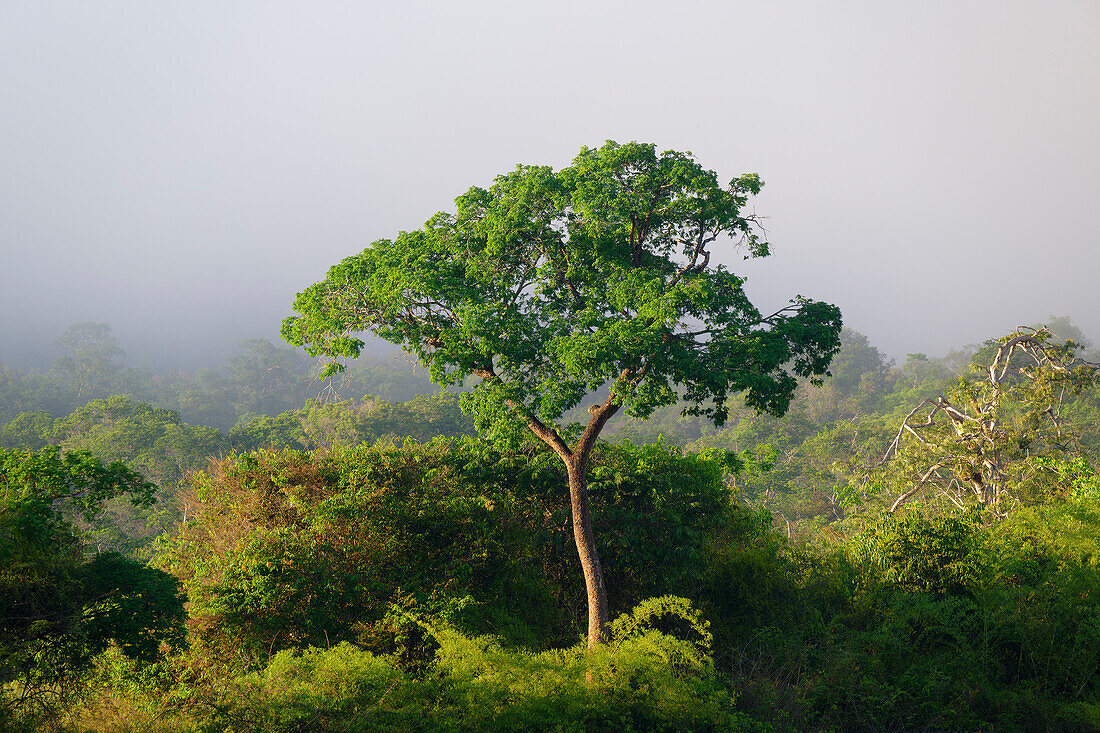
[2,1,1098,369]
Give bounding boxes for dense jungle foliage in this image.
[3,319,1100,731]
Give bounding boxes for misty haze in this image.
[3,3,1100,731]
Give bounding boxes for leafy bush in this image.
[180,598,767,733]
[157,438,737,665]
[0,447,184,728]
[681,499,1100,731]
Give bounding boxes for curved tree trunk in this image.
[516,389,619,649]
[565,457,610,648]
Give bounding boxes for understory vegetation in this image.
[3,320,1100,731]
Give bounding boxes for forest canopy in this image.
[4,314,1100,731]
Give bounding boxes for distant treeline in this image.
[0,322,439,430]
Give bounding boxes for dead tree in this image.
[874,327,1098,513]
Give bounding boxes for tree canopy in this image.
[283,141,842,440]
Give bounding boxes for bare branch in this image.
[888,461,947,513]
[875,326,1100,510]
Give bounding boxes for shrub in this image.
[200,598,767,733]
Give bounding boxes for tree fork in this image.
[480,363,620,647]
[530,391,620,647]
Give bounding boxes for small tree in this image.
[0,447,184,725]
[53,322,125,402]
[874,326,1100,513]
[282,141,842,646]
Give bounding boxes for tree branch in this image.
[470,365,573,460]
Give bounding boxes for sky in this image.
[2,1,1098,370]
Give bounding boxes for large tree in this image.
[282,141,842,646]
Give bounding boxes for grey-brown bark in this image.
[474,364,624,647]
[529,388,620,647]
[565,459,610,647]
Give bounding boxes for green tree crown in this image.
[282,141,842,442]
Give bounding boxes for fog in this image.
[3,1,1098,371]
